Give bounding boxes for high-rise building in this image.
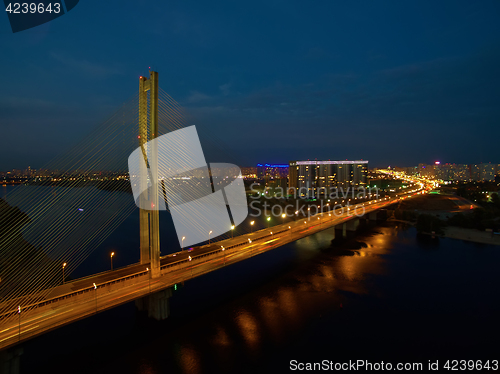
[470,164,480,181]
[256,164,289,179]
[240,167,257,179]
[434,164,453,181]
[289,160,368,197]
[418,163,435,178]
[479,163,495,182]
[416,162,498,182]
[256,163,289,189]
[450,164,470,181]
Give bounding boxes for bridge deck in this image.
[0,189,425,350]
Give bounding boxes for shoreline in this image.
[427,226,500,246]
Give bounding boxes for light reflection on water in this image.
[1,185,11,200]
[179,345,201,374]
[236,310,260,350]
[135,225,400,374]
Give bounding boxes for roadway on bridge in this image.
[52,191,416,294]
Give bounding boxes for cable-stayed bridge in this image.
[0,71,429,355]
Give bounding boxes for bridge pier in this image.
[368,211,378,221]
[138,71,161,279]
[0,347,23,374]
[135,287,173,320]
[346,218,360,232]
[334,219,360,239]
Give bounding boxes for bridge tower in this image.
[138,71,160,278]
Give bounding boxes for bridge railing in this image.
[0,225,292,321]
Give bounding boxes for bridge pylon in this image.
[138,71,160,278]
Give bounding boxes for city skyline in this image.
[2,159,500,175]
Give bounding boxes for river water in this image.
[2,185,499,373]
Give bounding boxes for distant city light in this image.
[256,163,289,168]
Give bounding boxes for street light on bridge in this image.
[188,256,193,276]
[182,236,185,251]
[93,283,97,313]
[267,216,271,228]
[110,252,115,271]
[221,246,226,265]
[281,213,286,225]
[146,267,150,293]
[62,262,67,285]
[231,225,235,238]
[250,221,255,233]
[17,306,21,341]
[209,230,213,244]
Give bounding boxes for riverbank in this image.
[438,226,500,246]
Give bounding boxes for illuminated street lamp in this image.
[182,236,185,251]
[231,225,235,238]
[221,246,226,265]
[110,252,115,271]
[250,221,255,233]
[289,225,292,235]
[93,283,97,313]
[281,213,286,225]
[17,306,21,341]
[146,267,150,293]
[267,216,271,228]
[208,230,213,244]
[62,262,67,285]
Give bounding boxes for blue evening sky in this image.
[0,0,499,169]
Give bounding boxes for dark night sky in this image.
[1,0,499,170]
